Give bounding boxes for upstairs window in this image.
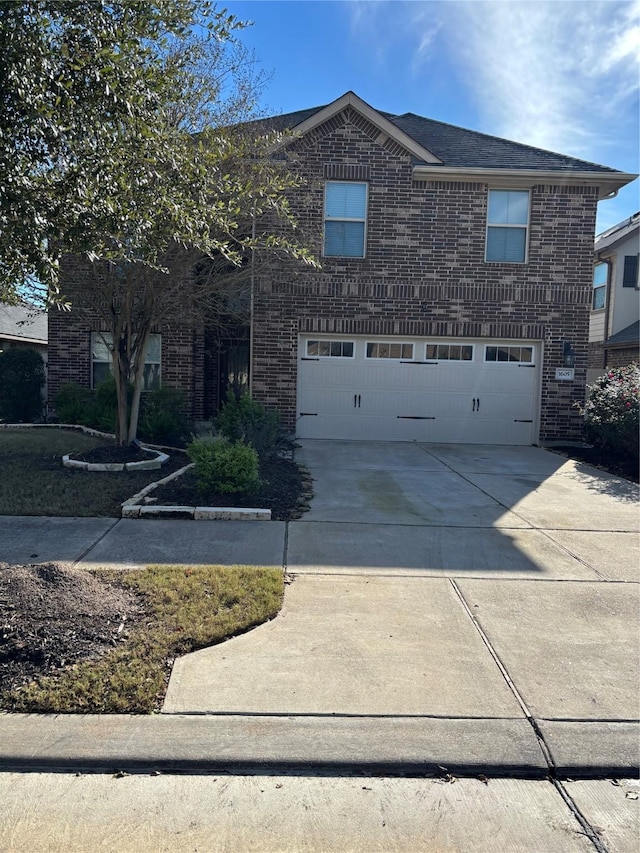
[486,190,529,263]
[324,181,367,258]
[592,263,607,310]
[91,332,161,390]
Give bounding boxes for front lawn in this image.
[1,562,284,713]
[0,427,188,516]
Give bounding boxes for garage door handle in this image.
[514,419,533,423]
[354,395,362,408]
[397,416,435,420]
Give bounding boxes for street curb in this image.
[1,713,637,779]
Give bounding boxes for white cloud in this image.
[445,0,640,158]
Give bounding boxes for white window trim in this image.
[365,341,415,361]
[305,339,356,359]
[592,262,607,311]
[485,189,531,264]
[323,181,368,259]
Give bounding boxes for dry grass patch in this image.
[0,428,187,516]
[2,564,284,714]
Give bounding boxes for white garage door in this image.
[296,336,540,444]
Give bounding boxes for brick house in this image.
[588,212,639,384]
[48,91,636,444]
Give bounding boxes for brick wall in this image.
[606,346,639,368]
[252,108,598,441]
[48,256,205,420]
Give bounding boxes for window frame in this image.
[485,189,530,264]
[323,180,368,259]
[365,341,414,361]
[305,339,356,359]
[592,262,607,310]
[91,331,162,390]
[484,344,535,365]
[425,343,475,363]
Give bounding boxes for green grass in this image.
[0,427,188,516]
[3,564,284,714]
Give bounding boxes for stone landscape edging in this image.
[121,463,271,520]
[1,422,272,521]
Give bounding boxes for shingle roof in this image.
[595,212,640,252]
[0,303,47,344]
[606,320,640,348]
[265,102,622,174]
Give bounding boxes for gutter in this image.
[411,165,638,199]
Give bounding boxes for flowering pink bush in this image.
[581,363,639,465]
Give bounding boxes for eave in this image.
[412,165,638,200]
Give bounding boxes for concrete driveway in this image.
[165,440,640,775]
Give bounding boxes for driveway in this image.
[164,440,640,775]
[287,440,639,577]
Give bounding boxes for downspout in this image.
[249,203,256,398]
[596,188,619,371]
[597,251,613,371]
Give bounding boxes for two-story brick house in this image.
[48,91,636,444]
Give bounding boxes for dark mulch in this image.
[0,562,144,695]
[151,454,309,521]
[550,446,639,483]
[71,444,162,464]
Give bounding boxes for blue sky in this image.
[224,0,639,233]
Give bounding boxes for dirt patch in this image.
[150,454,309,520]
[0,562,143,696]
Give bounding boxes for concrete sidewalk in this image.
[0,441,638,781]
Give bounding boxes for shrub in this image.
[139,386,190,445]
[0,348,45,422]
[55,379,117,431]
[216,394,283,458]
[581,363,639,465]
[187,437,262,494]
[54,383,96,426]
[93,376,118,432]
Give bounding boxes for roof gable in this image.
[285,92,443,165]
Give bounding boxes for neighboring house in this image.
[0,302,48,409]
[0,302,47,359]
[588,212,639,384]
[48,91,636,445]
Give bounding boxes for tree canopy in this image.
[0,0,313,306]
[1,1,317,444]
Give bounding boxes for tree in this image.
[3,2,317,444]
[1,0,305,305]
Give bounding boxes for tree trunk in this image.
[113,348,130,446]
[127,329,151,444]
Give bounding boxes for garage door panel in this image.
[297,336,540,444]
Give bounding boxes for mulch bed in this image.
[71,444,161,464]
[0,562,144,698]
[550,446,639,483]
[150,454,309,521]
